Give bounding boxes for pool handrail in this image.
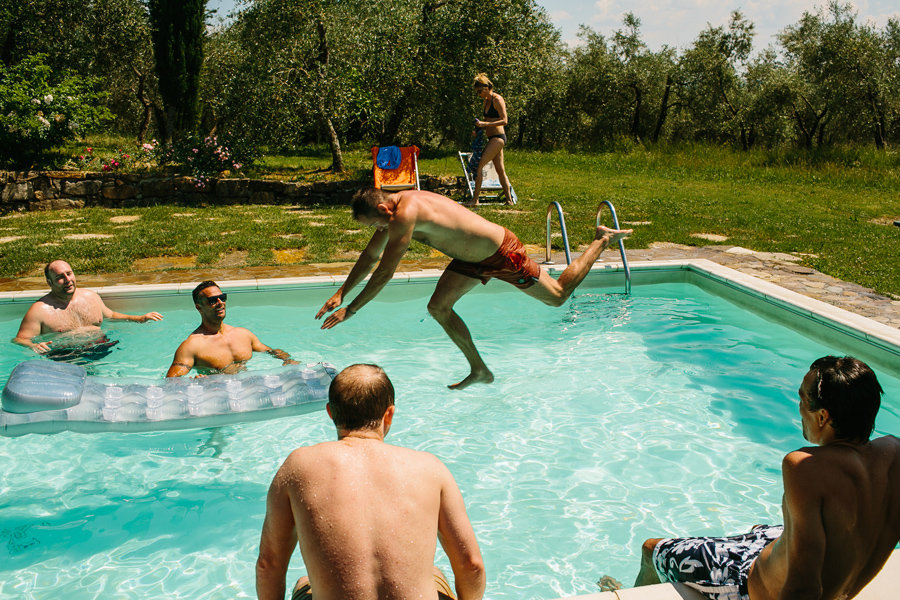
[543,201,572,266]
[596,200,632,294]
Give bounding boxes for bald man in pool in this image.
[256,363,485,600]
[315,187,631,389]
[12,259,163,358]
[627,356,900,600]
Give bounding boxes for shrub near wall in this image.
[0,172,464,212]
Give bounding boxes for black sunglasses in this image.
[204,293,227,305]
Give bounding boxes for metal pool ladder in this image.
[543,200,631,294]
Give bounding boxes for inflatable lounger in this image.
[0,360,337,437]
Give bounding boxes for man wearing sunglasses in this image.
[166,281,297,377]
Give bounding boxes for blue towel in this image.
[376,146,402,170]
[466,125,484,176]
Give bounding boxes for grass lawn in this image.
[2,143,899,298]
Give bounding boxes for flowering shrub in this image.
[69,143,155,173]
[0,55,112,167]
[151,132,260,186]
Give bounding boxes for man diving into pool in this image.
[629,356,900,600]
[166,281,297,377]
[315,187,631,389]
[12,259,163,362]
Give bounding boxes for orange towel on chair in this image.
[372,145,419,189]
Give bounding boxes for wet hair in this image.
[192,280,219,304]
[807,356,883,442]
[328,364,395,431]
[351,187,392,220]
[473,73,493,89]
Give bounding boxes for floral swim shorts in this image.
[652,525,783,600]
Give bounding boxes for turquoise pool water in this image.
[1,280,898,599]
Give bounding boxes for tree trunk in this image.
[652,75,672,143]
[791,100,827,150]
[319,92,344,172]
[314,16,344,172]
[869,92,886,150]
[132,67,152,144]
[381,102,408,147]
[737,119,752,151]
[630,84,642,142]
[152,103,169,146]
[718,88,747,150]
[794,110,813,149]
[816,110,830,147]
[790,103,813,149]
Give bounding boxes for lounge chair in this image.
[372,145,420,191]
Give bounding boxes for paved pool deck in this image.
[550,549,899,600]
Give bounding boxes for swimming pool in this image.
[1,263,899,599]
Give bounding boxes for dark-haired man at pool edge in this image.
[315,187,631,389]
[256,363,485,600]
[13,259,163,360]
[629,356,900,600]
[166,281,297,377]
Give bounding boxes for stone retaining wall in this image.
[0,171,466,212]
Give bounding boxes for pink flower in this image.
[192,148,198,153]
[123,154,130,159]
[102,164,111,171]
[142,144,153,151]
[233,163,242,170]
[87,147,92,153]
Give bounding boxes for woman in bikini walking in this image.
[468,73,514,207]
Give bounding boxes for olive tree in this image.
[610,14,676,143]
[88,0,158,141]
[564,27,620,145]
[776,1,899,148]
[221,0,397,170]
[673,11,757,149]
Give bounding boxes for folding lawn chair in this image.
[457,129,516,204]
[372,145,420,191]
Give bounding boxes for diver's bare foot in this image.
[448,369,494,390]
[597,575,623,592]
[596,225,632,245]
[463,201,480,208]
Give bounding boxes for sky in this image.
[207,0,900,52]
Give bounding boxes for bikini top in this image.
[483,95,500,119]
